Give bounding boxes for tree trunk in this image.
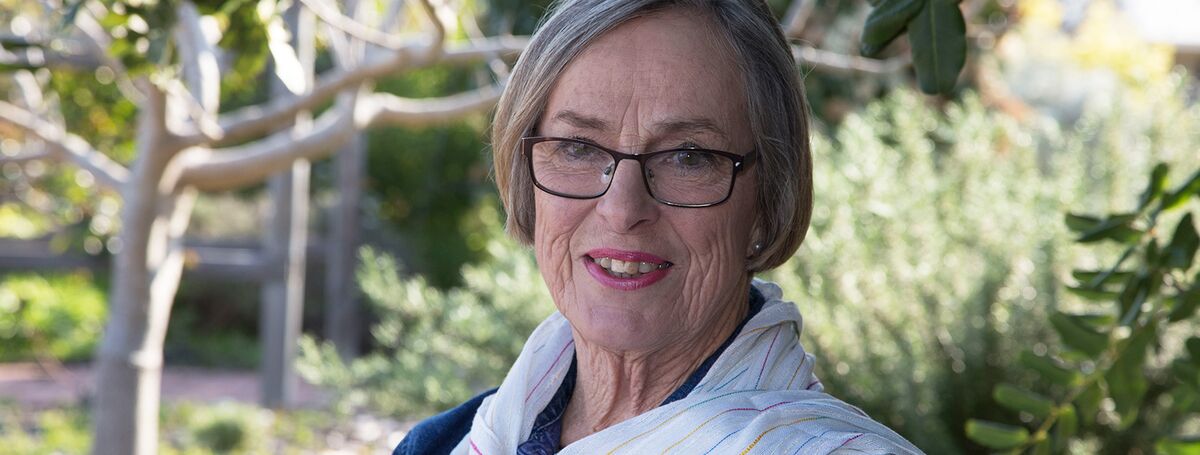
[325,133,365,359]
[90,84,195,455]
[260,159,311,408]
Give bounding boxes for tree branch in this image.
[192,37,525,148]
[174,0,220,113]
[177,96,357,191]
[792,45,909,75]
[180,80,505,192]
[0,148,54,164]
[0,100,129,188]
[378,0,409,36]
[782,0,817,38]
[296,0,409,50]
[359,83,503,128]
[417,0,446,61]
[0,46,104,70]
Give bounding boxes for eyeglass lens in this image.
[529,139,735,206]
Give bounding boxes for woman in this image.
[397,0,922,453]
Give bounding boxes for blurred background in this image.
[0,0,1198,453]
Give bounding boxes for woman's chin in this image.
[568,306,675,353]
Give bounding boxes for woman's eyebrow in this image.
[550,110,727,140]
[551,110,610,131]
[651,117,727,140]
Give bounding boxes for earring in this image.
[747,241,763,258]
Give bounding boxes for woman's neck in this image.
[559,280,751,446]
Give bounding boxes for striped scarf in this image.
[454,279,923,454]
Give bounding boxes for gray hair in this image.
[492,0,812,273]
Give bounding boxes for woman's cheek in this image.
[678,218,747,320]
[533,198,581,308]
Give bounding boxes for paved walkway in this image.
[0,362,325,409]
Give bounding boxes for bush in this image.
[761,73,1198,452]
[299,203,555,417]
[965,164,1200,453]
[0,272,107,362]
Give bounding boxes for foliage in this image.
[363,65,497,288]
[298,203,556,417]
[964,164,1200,453]
[763,62,1197,451]
[0,405,91,454]
[0,401,349,454]
[861,0,968,95]
[0,272,107,362]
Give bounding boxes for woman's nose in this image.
[595,159,659,232]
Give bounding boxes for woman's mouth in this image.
[589,256,672,278]
[583,249,673,290]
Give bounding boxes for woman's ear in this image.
[745,218,765,261]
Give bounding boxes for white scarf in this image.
[454,279,923,454]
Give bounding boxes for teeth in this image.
[591,256,668,277]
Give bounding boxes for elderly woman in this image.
[396,0,921,453]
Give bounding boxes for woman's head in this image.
[491,0,811,351]
[494,0,811,273]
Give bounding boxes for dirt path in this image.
[0,362,326,409]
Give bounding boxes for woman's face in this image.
[533,9,759,353]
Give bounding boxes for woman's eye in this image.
[670,150,715,168]
[556,142,602,161]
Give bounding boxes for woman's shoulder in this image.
[738,391,924,454]
[392,388,498,455]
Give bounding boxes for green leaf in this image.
[1033,438,1053,455]
[965,419,1030,450]
[906,0,966,95]
[994,383,1055,419]
[1072,269,1135,289]
[1075,382,1104,427]
[1105,321,1157,428]
[1188,337,1200,364]
[1050,312,1109,358]
[1018,351,1079,386]
[1065,213,1103,233]
[1169,280,1200,322]
[1165,213,1199,270]
[1055,404,1078,446]
[1065,285,1120,301]
[1162,170,1200,212]
[1157,437,1200,455]
[860,0,925,57]
[1117,269,1151,326]
[1077,213,1142,244]
[1139,163,1171,210]
[1172,359,1200,386]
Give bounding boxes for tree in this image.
[1,0,523,453]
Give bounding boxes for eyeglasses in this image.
[521,136,756,208]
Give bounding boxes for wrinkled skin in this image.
[531,8,761,444]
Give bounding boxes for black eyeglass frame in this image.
[521,136,757,208]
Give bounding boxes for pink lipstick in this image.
[584,248,672,291]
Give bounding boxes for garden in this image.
[1,0,1198,453]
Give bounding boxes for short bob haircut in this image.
[492,0,812,273]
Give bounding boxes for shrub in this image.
[0,272,107,362]
[298,203,555,417]
[762,74,1198,452]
